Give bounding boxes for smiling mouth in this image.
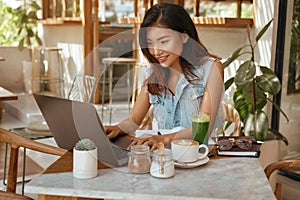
[156,55,168,63]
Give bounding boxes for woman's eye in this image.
[161,40,169,44]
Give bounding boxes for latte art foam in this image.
[173,140,198,146]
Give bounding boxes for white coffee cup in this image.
[171,139,209,163]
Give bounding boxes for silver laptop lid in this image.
[33,93,130,167]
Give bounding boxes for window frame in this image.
[40,0,253,28]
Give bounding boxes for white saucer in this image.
[25,128,52,136]
[174,156,209,168]
[27,120,50,132]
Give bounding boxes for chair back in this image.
[0,128,66,194]
[264,159,300,199]
[264,160,300,179]
[221,103,241,136]
[67,74,96,103]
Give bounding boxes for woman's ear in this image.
[182,33,189,44]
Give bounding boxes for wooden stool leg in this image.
[108,64,113,124]
[275,183,282,200]
[7,147,19,193]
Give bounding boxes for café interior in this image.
[0,0,299,199]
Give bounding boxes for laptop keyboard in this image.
[111,144,129,160]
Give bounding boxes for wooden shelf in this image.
[38,19,82,26]
[193,18,254,28]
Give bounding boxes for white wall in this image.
[42,25,84,92]
[0,47,30,92]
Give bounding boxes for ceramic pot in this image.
[259,139,280,191]
[73,147,98,179]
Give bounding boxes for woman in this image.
[104,3,224,150]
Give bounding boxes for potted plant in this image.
[73,138,98,179]
[2,1,43,93]
[223,19,289,145]
[12,0,43,51]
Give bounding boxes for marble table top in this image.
[25,157,275,200]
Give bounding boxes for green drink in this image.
[192,113,210,144]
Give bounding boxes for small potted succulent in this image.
[73,138,98,179]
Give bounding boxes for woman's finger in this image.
[127,140,138,150]
[150,143,157,151]
[156,141,165,151]
[107,130,118,139]
[136,139,146,145]
[143,140,153,147]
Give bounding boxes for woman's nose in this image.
[153,47,162,56]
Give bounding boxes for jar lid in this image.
[152,149,173,161]
[130,145,150,154]
[153,148,172,156]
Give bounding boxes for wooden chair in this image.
[0,128,67,199]
[264,159,300,199]
[67,74,96,103]
[220,103,241,136]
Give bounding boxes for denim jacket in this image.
[147,57,222,129]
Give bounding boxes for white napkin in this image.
[135,126,185,138]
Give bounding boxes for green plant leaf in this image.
[35,34,43,45]
[268,128,288,145]
[28,11,37,20]
[234,61,256,86]
[18,38,24,51]
[233,88,251,122]
[224,77,234,90]
[267,98,289,122]
[241,84,267,110]
[237,82,266,111]
[255,88,267,109]
[222,45,247,68]
[30,1,41,10]
[26,35,31,46]
[255,18,274,42]
[27,28,34,37]
[17,27,22,36]
[256,66,281,95]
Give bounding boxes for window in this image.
[40,0,254,27]
[184,0,253,27]
[184,0,253,18]
[41,0,81,23]
[99,0,135,23]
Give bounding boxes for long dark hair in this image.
[139,3,214,95]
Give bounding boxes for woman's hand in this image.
[104,125,126,139]
[128,134,173,151]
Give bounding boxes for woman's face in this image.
[146,27,188,71]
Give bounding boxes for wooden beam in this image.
[41,0,50,19]
[83,0,93,75]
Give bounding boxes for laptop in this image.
[33,93,132,167]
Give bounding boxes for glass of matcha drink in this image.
[192,113,210,145]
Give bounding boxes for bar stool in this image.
[102,57,137,124]
[31,47,65,97]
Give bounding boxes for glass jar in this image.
[150,149,174,178]
[128,145,151,174]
